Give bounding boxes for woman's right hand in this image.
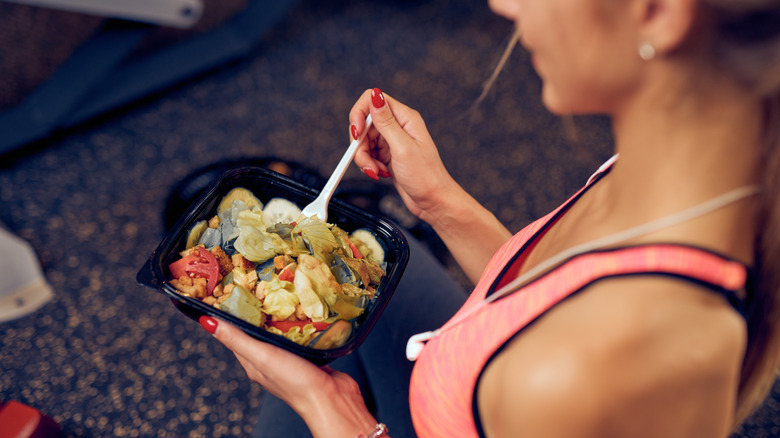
[350,88,512,284]
[349,88,458,226]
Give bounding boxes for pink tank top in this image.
[407,162,749,438]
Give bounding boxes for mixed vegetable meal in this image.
[167,187,387,348]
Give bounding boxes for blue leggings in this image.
[253,231,468,438]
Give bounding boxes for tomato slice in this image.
[278,266,295,282]
[169,246,221,294]
[266,320,331,332]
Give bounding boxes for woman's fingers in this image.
[204,315,269,362]
[348,88,375,137]
[349,89,383,179]
[368,88,412,149]
[350,89,391,179]
[350,88,423,178]
[354,142,391,179]
[200,316,323,387]
[198,319,377,434]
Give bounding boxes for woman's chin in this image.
[540,89,571,116]
[541,87,603,117]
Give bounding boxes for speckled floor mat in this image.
[0,0,777,436]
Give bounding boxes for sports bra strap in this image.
[539,243,750,317]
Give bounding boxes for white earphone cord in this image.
[406,184,761,361]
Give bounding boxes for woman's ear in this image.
[633,0,700,57]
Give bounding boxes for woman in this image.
[199,0,780,436]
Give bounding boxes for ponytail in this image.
[701,0,780,427]
[735,93,780,426]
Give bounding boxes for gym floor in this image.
[0,0,777,436]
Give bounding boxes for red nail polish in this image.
[363,167,379,181]
[371,88,385,109]
[199,315,218,334]
[351,124,358,140]
[378,169,391,178]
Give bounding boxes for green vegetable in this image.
[220,271,234,287]
[292,216,339,265]
[267,223,295,240]
[220,285,265,327]
[342,257,385,287]
[186,220,208,249]
[341,283,372,300]
[234,209,287,262]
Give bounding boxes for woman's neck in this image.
[606,65,764,211]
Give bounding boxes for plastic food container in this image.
[137,167,409,365]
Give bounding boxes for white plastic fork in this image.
[300,114,373,222]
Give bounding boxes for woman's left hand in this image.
[200,316,379,438]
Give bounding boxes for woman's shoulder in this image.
[478,275,746,438]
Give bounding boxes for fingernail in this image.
[199,315,218,334]
[362,167,379,181]
[351,124,358,140]
[378,169,391,178]
[371,88,385,109]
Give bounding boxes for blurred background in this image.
[0,0,777,436]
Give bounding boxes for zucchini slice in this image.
[185,220,209,249]
[350,229,386,264]
[262,198,302,227]
[217,187,263,213]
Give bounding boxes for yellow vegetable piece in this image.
[332,298,364,320]
[217,187,263,213]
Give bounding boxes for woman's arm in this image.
[421,181,512,284]
[349,88,512,283]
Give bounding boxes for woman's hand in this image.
[199,316,378,438]
[349,88,458,226]
[349,88,512,283]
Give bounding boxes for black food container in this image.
[137,167,409,365]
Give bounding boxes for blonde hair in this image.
[472,27,520,109]
[703,0,780,427]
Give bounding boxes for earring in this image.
[638,42,656,61]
